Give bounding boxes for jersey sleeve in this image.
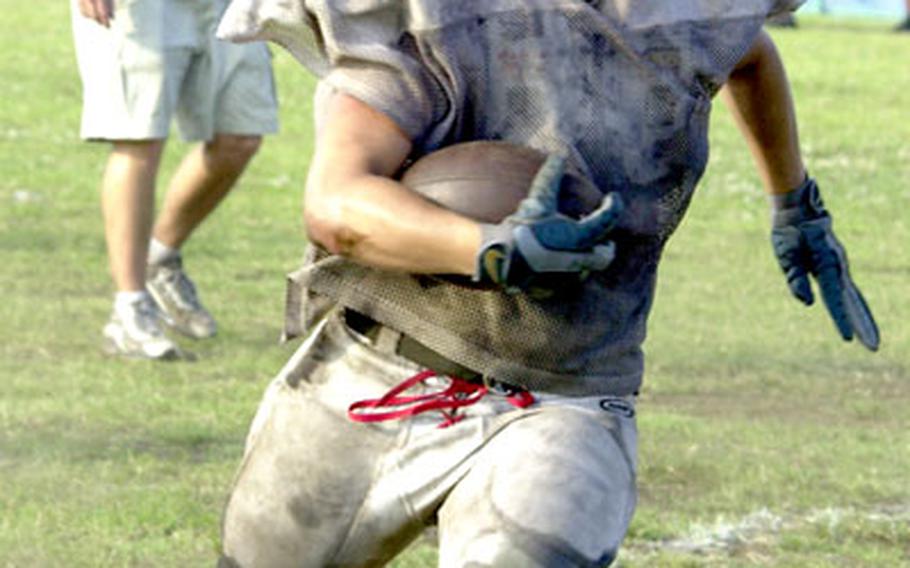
[217,0,449,144]
[768,0,807,16]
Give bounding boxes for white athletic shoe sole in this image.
[102,321,181,361]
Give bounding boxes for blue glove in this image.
[474,155,623,294]
[770,177,879,351]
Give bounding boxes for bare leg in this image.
[102,140,167,292]
[152,133,262,249]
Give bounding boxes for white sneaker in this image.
[147,255,217,339]
[102,296,180,360]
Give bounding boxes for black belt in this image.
[343,309,488,384]
[342,310,638,399]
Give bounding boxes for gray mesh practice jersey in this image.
[220,0,804,396]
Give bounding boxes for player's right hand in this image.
[473,155,623,295]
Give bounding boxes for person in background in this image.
[897,0,910,31]
[71,0,278,359]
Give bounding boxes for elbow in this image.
[303,194,365,257]
[303,208,333,251]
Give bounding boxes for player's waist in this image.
[343,308,523,393]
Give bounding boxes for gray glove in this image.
[474,155,623,294]
[770,176,879,351]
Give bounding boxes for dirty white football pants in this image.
[219,314,638,567]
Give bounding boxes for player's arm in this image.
[720,30,880,351]
[304,92,623,292]
[303,92,481,275]
[721,29,805,195]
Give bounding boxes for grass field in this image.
[1,4,908,567]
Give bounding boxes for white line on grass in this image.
[623,503,910,557]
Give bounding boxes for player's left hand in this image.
[770,177,879,351]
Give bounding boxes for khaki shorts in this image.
[219,313,638,567]
[71,0,278,142]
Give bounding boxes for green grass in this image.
[1,6,908,567]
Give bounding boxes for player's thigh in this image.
[437,403,638,568]
[220,326,401,567]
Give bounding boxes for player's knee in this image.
[220,481,334,568]
[450,531,618,568]
[219,495,281,568]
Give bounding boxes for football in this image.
[399,141,604,223]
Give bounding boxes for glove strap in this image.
[770,175,829,228]
[474,223,513,286]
